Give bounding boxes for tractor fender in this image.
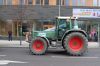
[61,29,88,43]
[39,37,50,46]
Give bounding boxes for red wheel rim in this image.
[32,40,44,52]
[68,36,83,51]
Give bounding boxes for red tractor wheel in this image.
[68,36,83,52]
[63,32,88,56]
[30,37,48,55]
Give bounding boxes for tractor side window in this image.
[59,19,67,29]
[59,20,70,30]
[58,19,67,38]
[59,23,66,29]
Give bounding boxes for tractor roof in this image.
[56,16,78,19]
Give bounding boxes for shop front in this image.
[73,8,100,43]
[0,19,21,37]
[77,19,100,42]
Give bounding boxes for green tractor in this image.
[29,16,88,56]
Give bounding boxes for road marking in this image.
[0,55,6,57]
[52,56,99,59]
[0,60,28,65]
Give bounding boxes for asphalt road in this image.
[0,47,100,66]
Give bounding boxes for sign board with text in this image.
[73,9,100,18]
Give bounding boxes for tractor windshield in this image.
[44,19,76,31]
[58,19,75,30]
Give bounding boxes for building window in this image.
[81,0,85,6]
[36,0,41,5]
[35,0,43,5]
[56,0,61,5]
[7,0,12,5]
[72,0,77,6]
[0,0,3,5]
[77,0,85,6]
[44,0,49,5]
[41,0,43,5]
[28,0,33,5]
[61,0,65,6]
[19,0,25,5]
[93,0,98,6]
[56,0,66,6]
[77,0,81,6]
[99,0,100,6]
[66,0,69,6]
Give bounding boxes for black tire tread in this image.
[29,37,48,55]
[63,32,88,56]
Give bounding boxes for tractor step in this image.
[51,41,62,47]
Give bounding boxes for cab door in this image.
[57,19,70,39]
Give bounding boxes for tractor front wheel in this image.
[29,37,48,55]
[63,32,88,56]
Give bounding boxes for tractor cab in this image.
[32,16,79,40]
[56,16,79,39]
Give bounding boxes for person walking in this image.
[90,28,96,41]
[8,30,12,41]
[25,28,31,42]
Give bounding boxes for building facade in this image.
[0,0,100,42]
[0,0,100,6]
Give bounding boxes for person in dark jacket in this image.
[8,31,12,41]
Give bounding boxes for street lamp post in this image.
[20,23,22,45]
[59,0,61,17]
[20,0,23,45]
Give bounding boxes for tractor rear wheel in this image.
[29,37,48,55]
[63,32,88,56]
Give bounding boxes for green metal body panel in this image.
[32,31,56,39]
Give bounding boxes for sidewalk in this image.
[0,40,99,48]
[0,40,29,48]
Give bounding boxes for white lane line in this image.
[52,56,99,59]
[0,55,6,57]
[0,60,28,65]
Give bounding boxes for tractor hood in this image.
[33,30,55,39]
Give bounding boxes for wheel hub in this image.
[32,40,44,52]
[68,36,83,51]
[73,42,78,46]
[36,44,41,48]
